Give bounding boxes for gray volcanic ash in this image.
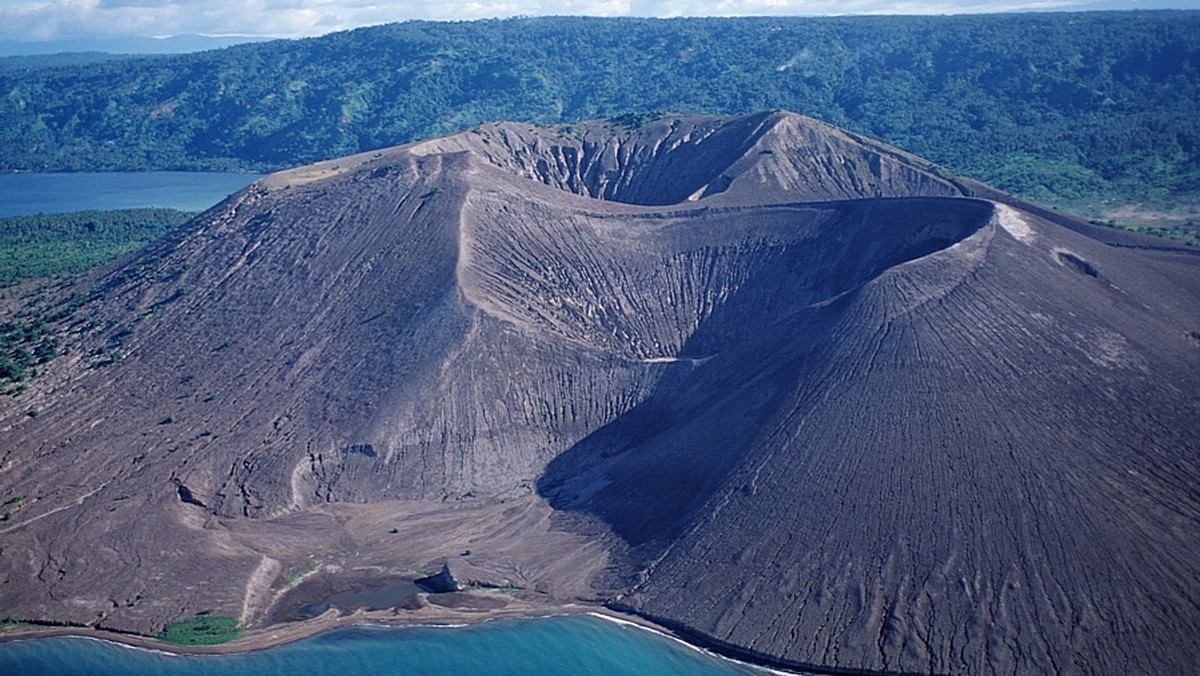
[1,111,1198,674]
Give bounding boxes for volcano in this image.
[1,111,1198,674]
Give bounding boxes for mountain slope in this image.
[603,206,1200,673]
[0,111,1198,674]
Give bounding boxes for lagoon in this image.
[0,615,770,676]
[0,172,262,217]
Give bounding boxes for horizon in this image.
[0,0,1194,56]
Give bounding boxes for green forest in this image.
[0,208,192,286]
[1,12,1199,227]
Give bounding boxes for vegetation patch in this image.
[282,563,321,588]
[0,615,24,629]
[0,208,193,286]
[157,614,241,645]
[0,318,59,390]
[1091,219,1200,247]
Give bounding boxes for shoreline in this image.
[0,599,694,659]
[0,595,606,656]
[4,594,934,675]
[0,599,801,675]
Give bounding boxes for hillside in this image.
[0,111,1197,674]
[1,12,1198,231]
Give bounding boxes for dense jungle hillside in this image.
[1,12,1198,229]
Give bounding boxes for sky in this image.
[0,0,1194,47]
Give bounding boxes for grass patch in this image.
[1,615,25,629]
[282,563,321,588]
[157,614,241,645]
[1090,219,1200,247]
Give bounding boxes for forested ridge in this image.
[2,12,1198,223]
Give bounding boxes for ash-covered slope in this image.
[585,208,1200,674]
[1,111,1198,674]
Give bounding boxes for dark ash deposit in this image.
[1,111,1198,674]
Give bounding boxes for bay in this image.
[0,615,770,676]
[0,172,262,217]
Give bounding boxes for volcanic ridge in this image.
[2,111,1199,674]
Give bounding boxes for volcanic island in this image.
[1,111,1199,674]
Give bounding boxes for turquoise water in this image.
[0,172,261,217]
[0,615,769,675]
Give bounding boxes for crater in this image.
[416,114,768,206]
[415,110,962,207]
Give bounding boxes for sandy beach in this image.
[0,596,776,676]
[0,592,616,654]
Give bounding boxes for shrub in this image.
[157,615,241,645]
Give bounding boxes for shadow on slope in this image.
[537,197,995,548]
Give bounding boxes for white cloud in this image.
[629,0,1097,16]
[0,0,1186,42]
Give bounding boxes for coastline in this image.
[0,599,803,675]
[0,595,607,655]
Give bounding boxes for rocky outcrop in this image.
[415,564,459,594]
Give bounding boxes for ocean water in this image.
[0,172,261,217]
[0,615,769,676]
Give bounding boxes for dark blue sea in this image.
[0,615,769,675]
[0,172,261,217]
